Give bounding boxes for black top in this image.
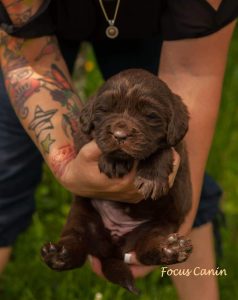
[1,0,238,40]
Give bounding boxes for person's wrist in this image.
[178,219,193,236]
[46,143,77,188]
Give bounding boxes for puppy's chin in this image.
[95,137,154,160]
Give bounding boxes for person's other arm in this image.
[159,21,236,235]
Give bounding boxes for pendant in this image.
[106,25,119,39]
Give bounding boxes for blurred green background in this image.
[1,28,238,299]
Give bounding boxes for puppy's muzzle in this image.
[113,129,128,142]
[111,120,131,143]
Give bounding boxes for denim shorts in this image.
[0,36,222,247]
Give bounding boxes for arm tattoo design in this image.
[40,64,81,147]
[41,133,56,154]
[50,145,77,178]
[6,66,42,118]
[1,35,37,118]
[28,105,57,139]
[1,33,82,160]
[35,37,61,62]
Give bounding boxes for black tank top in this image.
[1,0,238,41]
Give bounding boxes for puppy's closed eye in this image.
[145,112,159,120]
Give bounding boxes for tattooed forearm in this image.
[0,30,83,177]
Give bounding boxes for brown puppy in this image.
[41,69,193,294]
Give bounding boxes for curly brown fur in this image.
[41,69,193,294]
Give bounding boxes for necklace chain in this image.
[98,0,121,25]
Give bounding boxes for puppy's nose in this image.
[113,130,128,141]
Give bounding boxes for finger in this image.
[130,265,157,278]
[88,255,105,278]
[168,148,181,188]
[124,253,157,278]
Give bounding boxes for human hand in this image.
[59,141,180,203]
[60,140,143,203]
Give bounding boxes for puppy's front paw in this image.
[134,176,170,200]
[98,156,133,178]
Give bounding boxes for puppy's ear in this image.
[79,97,95,134]
[167,94,189,146]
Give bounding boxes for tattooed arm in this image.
[0,24,146,202]
[0,31,81,172]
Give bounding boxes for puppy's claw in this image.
[41,246,49,257]
[134,176,169,200]
[60,246,68,257]
[167,233,179,244]
[49,242,57,252]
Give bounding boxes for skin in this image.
[0,248,12,273]
[158,20,236,299]
[0,1,235,299]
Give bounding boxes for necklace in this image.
[98,0,121,39]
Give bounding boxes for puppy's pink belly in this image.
[91,199,147,240]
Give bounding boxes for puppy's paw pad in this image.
[41,243,70,270]
[161,234,192,264]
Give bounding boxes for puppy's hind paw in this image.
[161,233,193,264]
[41,242,70,270]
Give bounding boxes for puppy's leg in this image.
[135,227,192,265]
[41,197,91,271]
[98,154,133,178]
[134,148,174,199]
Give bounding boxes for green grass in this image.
[1,29,238,299]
